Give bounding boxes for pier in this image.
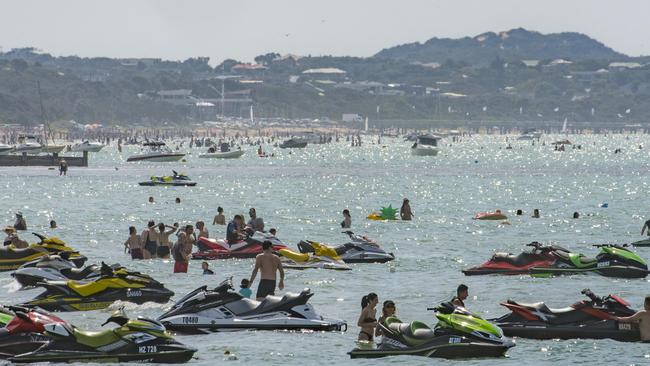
[0,151,88,167]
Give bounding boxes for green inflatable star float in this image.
[379,205,398,220]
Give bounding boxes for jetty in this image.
[0,152,88,167]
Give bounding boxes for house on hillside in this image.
[155,89,195,105]
[608,62,643,71]
[301,67,347,82]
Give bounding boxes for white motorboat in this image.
[71,140,105,152]
[14,135,42,154]
[517,129,542,140]
[411,134,441,156]
[199,143,244,159]
[127,141,185,162]
[0,143,14,155]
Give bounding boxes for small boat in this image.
[279,138,308,149]
[138,171,196,186]
[14,135,42,154]
[474,211,508,220]
[411,134,441,156]
[0,143,13,155]
[199,143,244,159]
[70,140,105,152]
[551,139,572,145]
[127,141,185,162]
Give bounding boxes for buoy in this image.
[600,203,608,208]
[474,160,478,163]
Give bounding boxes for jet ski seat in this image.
[0,246,44,260]
[385,318,435,346]
[507,300,574,315]
[242,291,309,316]
[73,328,121,348]
[492,252,540,266]
[60,265,98,280]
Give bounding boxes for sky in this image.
[1,0,649,64]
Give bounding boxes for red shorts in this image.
[173,261,188,273]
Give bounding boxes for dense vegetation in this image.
[1,28,649,127]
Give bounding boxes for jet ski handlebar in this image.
[593,244,628,248]
[32,232,47,243]
[581,289,602,303]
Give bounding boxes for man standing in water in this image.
[249,241,284,300]
[400,198,414,221]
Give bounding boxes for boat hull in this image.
[127,154,185,162]
[199,150,244,159]
[411,147,439,156]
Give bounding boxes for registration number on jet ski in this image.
[127,290,143,297]
[618,323,632,330]
[139,345,157,353]
[182,316,199,324]
[597,261,610,268]
[448,336,462,344]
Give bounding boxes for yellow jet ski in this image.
[278,244,351,271]
[22,264,174,312]
[0,233,87,271]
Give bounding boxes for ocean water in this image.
[2,134,650,365]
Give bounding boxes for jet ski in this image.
[463,242,570,275]
[12,254,119,287]
[157,278,346,333]
[278,247,351,270]
[192,231,287,260]
[138,171,197,186]
[0,305,66,358]
[11,309,196,363]
[530,244,648,278]
[22,264,174,312]
[349,302,514,359]
[631,238,650,247]
[492,289,639,341]
[0,233,87,271]
[298,231,394,263]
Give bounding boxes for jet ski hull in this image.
[0,254,86,272]
[496,319,639,342]
[341,253,394,264]
[193,236,286,259]
[530,265,649,279]
[138,181,197,186]
[11,340,195,363]
[161,316,346,333]
[282,262,351,271]
[0,332,51,359]
[349,337,511,359]
[24,288,174,312]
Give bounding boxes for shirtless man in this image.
[614,296,650,341]
[249,241,284,300]
[157,223,177,258]
[451,284,469,308]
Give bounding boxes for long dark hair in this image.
[361,292,378,309]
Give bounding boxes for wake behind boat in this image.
[127,141,185,162]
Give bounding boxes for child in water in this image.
[202,261,214,275]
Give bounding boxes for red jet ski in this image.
[491,289,639,341]
[463,242,570,275]
[0,305,67,358]
[192,232,287,259]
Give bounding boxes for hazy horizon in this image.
[1,0,649,64]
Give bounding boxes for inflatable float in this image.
[367,205,398,221]
[474,210,507,220]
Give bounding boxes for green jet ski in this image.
[530,244,648,278]
[10,309,196,363]
[349,302,514,359]
[138,171,196,186]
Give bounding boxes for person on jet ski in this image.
[451,284,469,308]
[614,296,650,341]
[13,212,27,231]
[226,215,245,244]
[375,300,396,338]
[3,226,28,248]
[247,208,265,232]
[249,241,284,300]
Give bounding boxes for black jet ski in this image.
[298,231,395,263]
[349,302,514,359]
[10,309,196,363]
[157,278,346,333]
[138,171,197,186]
[0,233,86,271]
[491,289,639,341]
[530,244,648,278]
[631,238,650,247]
[12,254,120,287]
[22,263,174,311]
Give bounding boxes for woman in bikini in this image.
[357,292,378,342]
